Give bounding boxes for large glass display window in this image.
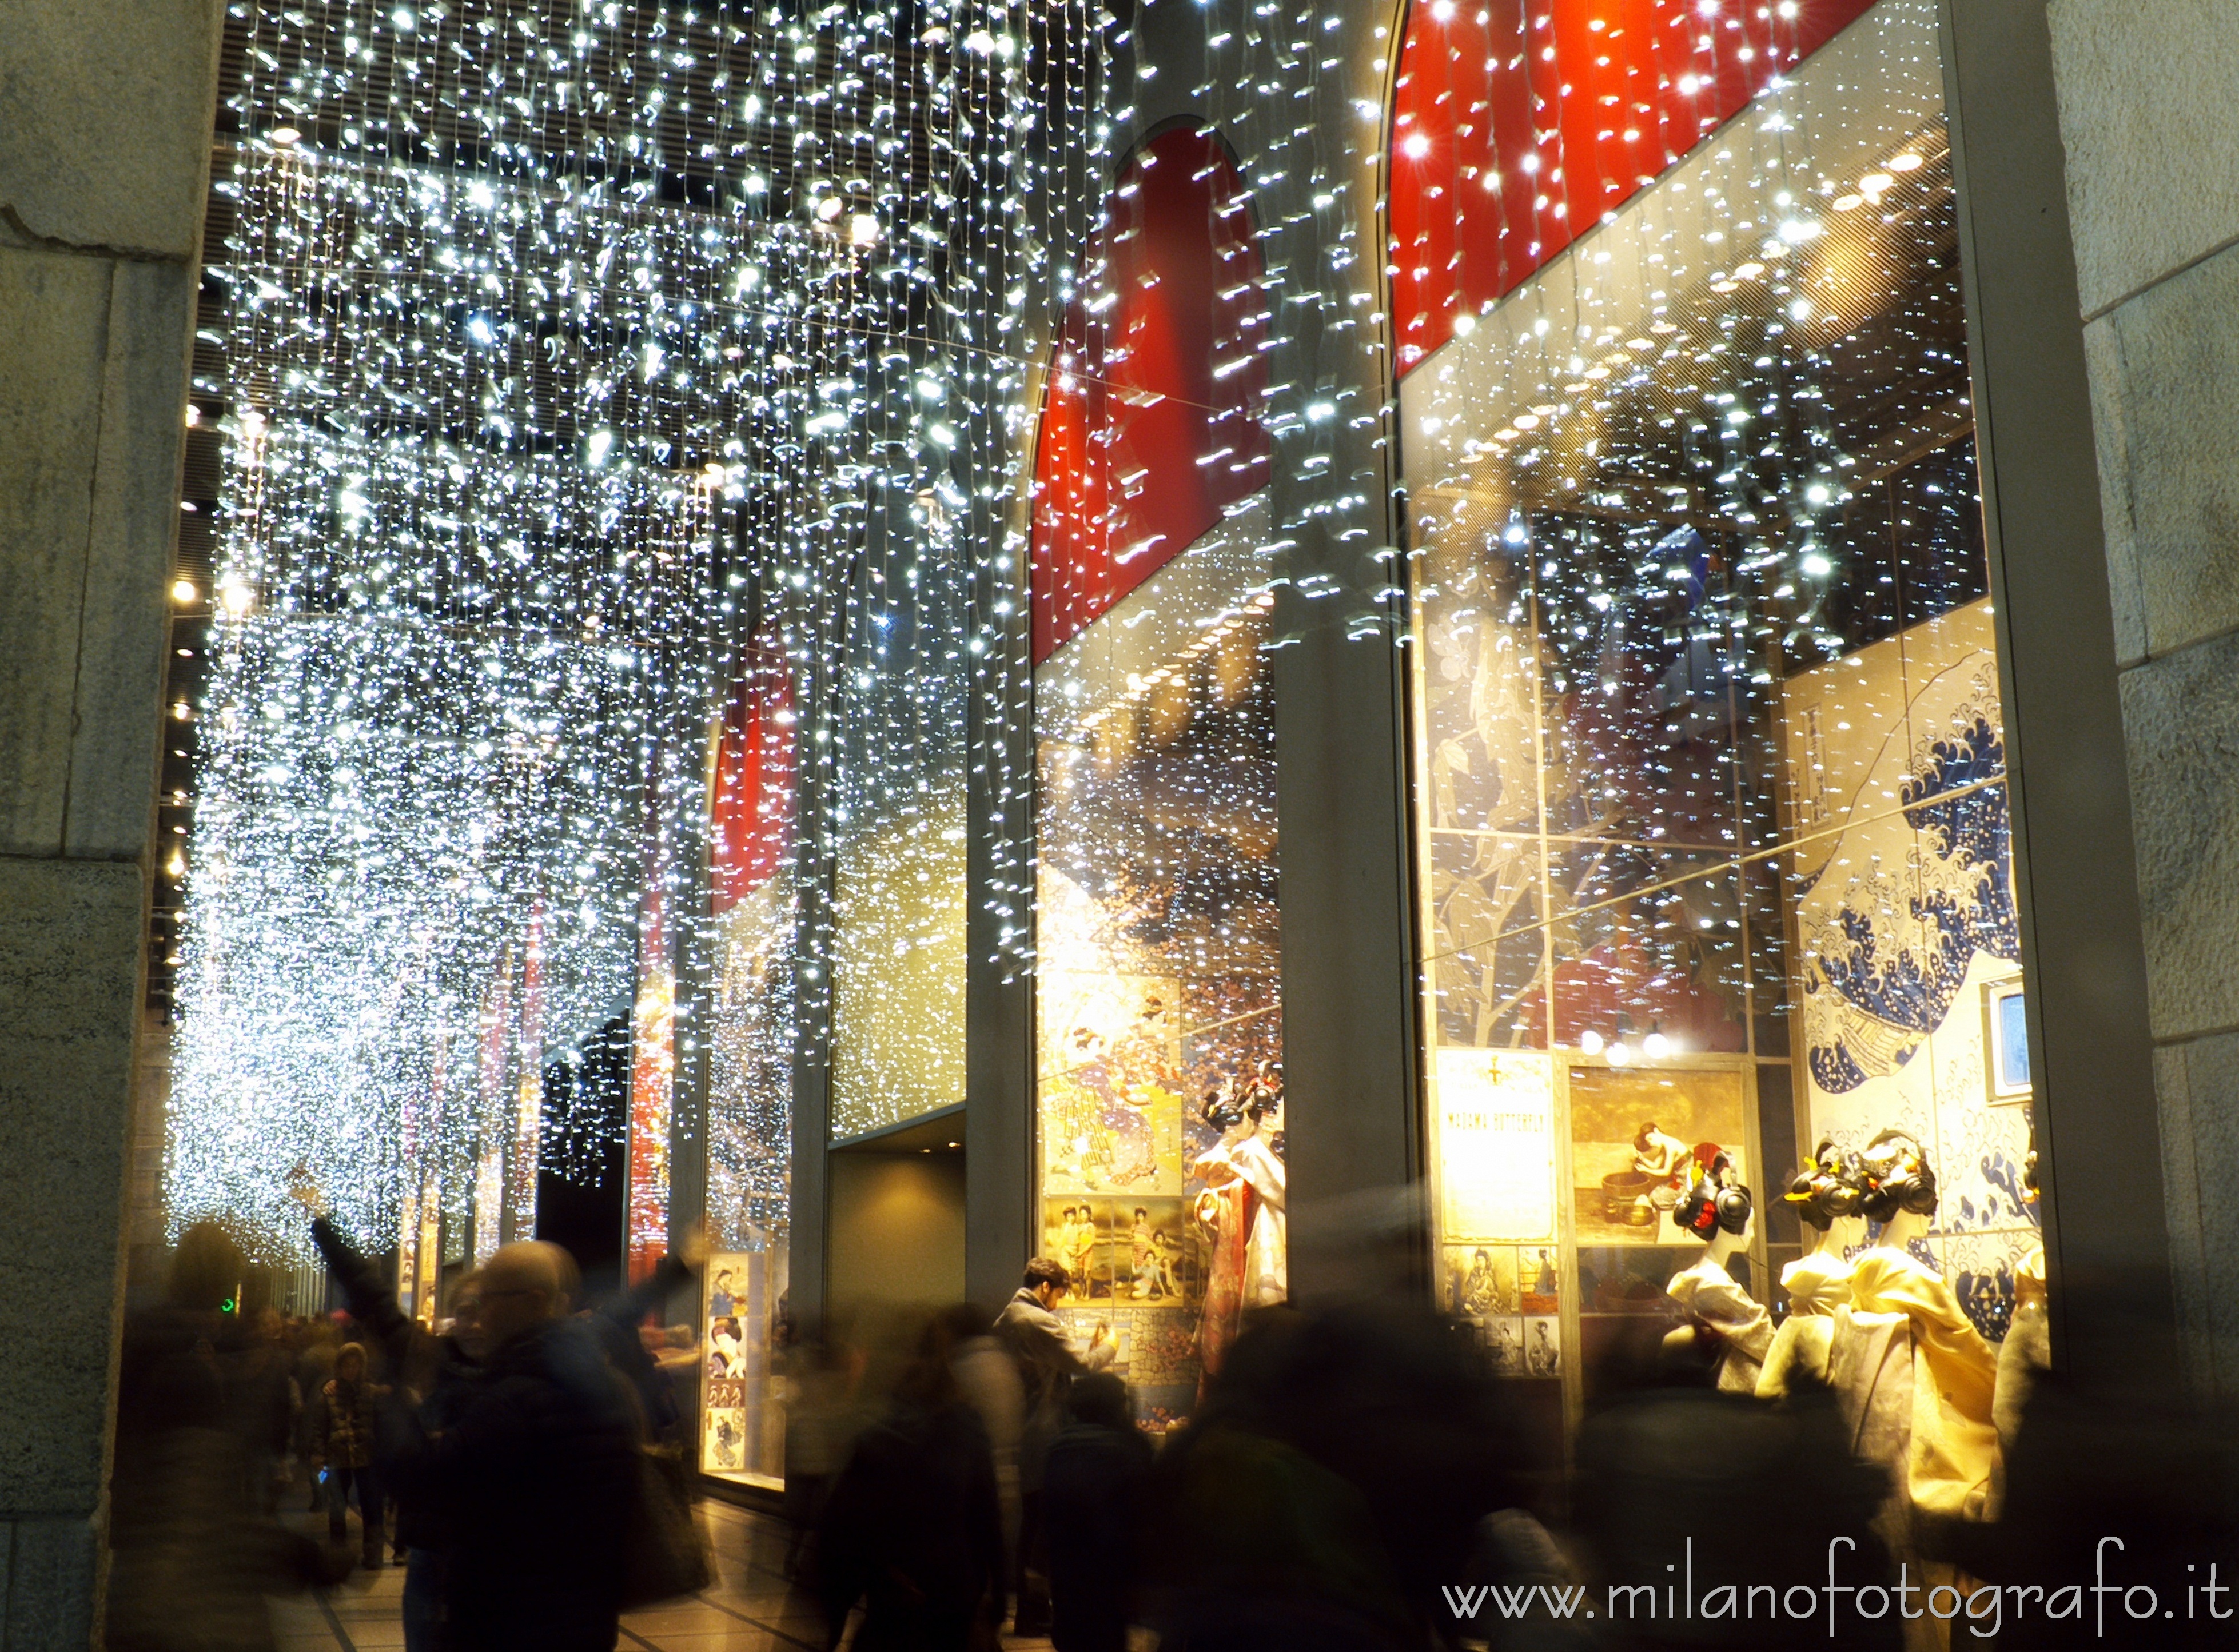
[1396,0,2042,1528]
[699,625,798,1490]
[1030,125,1285,1431]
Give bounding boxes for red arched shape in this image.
[709,625,795,914]
[1030,124,1270,664]
[1388,0,1876,375]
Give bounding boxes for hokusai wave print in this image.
[1784,601,2019,1098]
[1782,600,2037,1344]
[1802,708,2019,1095]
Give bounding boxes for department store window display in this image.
[1393,0,2042,1526]
[699,627,799,1490]
[1030,125,1284,1430]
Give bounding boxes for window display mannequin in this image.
[1662,1151,1772,1394]
[1994,1149,2049,1459]
[1756,1141,1869,1398]
[1190,1068,1286,1391]
[1849,1129,2000,1520]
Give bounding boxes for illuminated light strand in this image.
[171,0,1110,1255]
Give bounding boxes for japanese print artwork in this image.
[1038,965,1286,1403]
[701,1248,784,1481]
[1780,600,2037,1341]
[1568,1064,1748,1247]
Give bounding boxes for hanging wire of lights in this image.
[166,0,1111,1259]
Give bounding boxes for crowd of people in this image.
[106,1212,2239,1652]
[106,1187,703,1652]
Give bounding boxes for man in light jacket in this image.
[993,1258,1112,1634]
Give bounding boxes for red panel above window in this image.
[1030,125,1270,665]
[708,627,795,915]
[1389,0,1875,376]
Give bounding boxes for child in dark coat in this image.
[312,1342,385,1566]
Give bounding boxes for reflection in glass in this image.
[1403,0,2040,1435]
[1034,561,1283,1427]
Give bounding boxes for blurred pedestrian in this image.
[583,1225,707,1455]
[1043,1371,1153,1652]
[293,1316,340,1511]
[224,1303,297,1515]
[388,1241,637,1652]
[106,1221,334,1652]
[312,1341,387,1566]
[816,1309,1004,1652]
[294,1164,486,1645]
[995,1258,1107,1635]
[943,1302,1026,1591]
[780,1323,859,1580]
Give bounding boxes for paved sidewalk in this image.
[265,1496,1057,1651]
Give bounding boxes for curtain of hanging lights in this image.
[168,0,1109,1256]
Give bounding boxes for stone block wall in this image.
[0,1,225,1643]
[2051,0,2239,1391]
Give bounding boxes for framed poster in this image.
[1433,1048,1557,1243]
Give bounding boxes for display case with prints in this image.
[1397,0,2043,1526]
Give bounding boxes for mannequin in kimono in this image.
[1849,1128,2001,1521]
[1190,1068,1286,1392]
[1662,1151,1772,1394]
[1757,1140,1869,1397]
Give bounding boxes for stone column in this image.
[2048,0,2239,1394]
[0,3,224,1643]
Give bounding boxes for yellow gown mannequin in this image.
[1848,1207,2001,1521]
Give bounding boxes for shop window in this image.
[1030,125,1284,1432]
[700,632,798,1489]
[1399,0,2039,1525]
[826,521,971,1142]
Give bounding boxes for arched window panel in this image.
[710,631,798,917]
[1030,123,1271,664]
[1390,0,1877,375]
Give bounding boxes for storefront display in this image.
[701,1250,787,1485]
[652,0,2081,1523]
[1396,0,2043,1543]
[1030,123,1284,1425]
[699,645,798,1489]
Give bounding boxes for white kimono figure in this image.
[1196,1116,1288,1308]
[1218,1115,1289,1307]
[1757,1233,1862,1398]
[1666,1249,1774,1394]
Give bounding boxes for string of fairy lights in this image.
[168,0,1112,1256]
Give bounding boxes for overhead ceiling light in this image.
[172,579,198,604]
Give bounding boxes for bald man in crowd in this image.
[389,1241,639,1652]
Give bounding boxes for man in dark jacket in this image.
[389,1241,638,1652]
[816,1311,1003,1651]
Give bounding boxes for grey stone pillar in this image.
[0,3,225,1643]
[2045,0,2239,1393]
